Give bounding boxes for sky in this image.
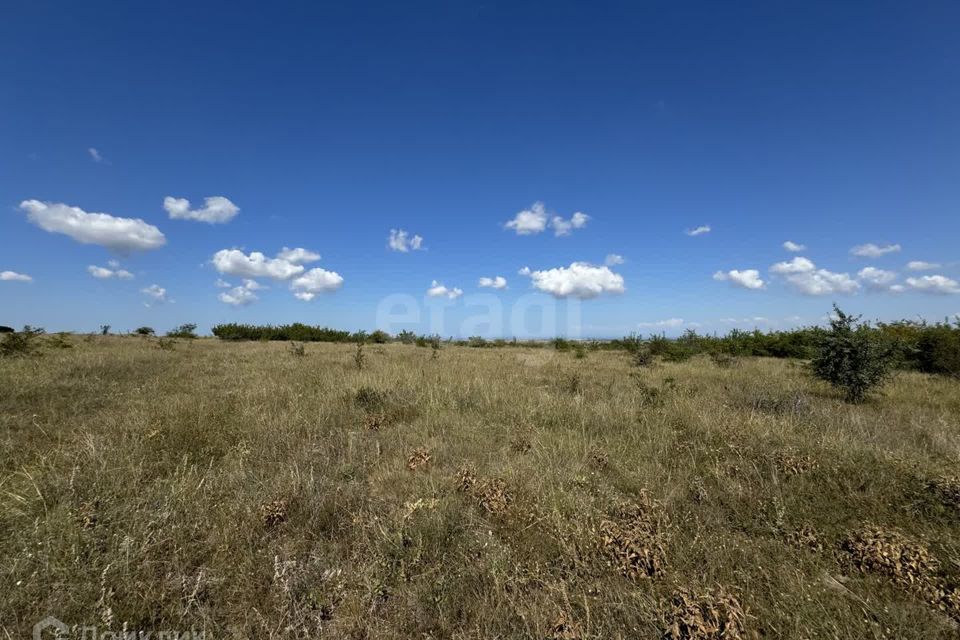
[1,1,958,338]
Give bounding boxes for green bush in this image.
[134,326,155,336]
[167,323,198,339]
[811,306,897,402]
[916,323,960,377]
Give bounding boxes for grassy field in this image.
[2,336,960,639]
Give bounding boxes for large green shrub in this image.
[811,306,897,402]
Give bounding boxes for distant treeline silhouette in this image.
[209,316,960,377]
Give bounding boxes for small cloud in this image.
[906,260,940,271]
[211,248,314,280]
[88,147,106,163]
[164,196,239,224]
[783,240,806,252]
[857,267,897,291]
[388,229,425,252]
[214,278,232,288]
[1,270,32,282]
[550,211,589,236]
[87,264,134,280]
[712,269,765,290]
[604,254,625,266]
[219,286,258,306]
[685,225,711,237]
[505,202,548,235]
[426,280,463,299]
[521,262,625,299]
[277,247,321,264]
[905,275,960,295]
[770,257,816,275]
[141,284,169,304]
[850,243,901,258]
[478,276,507,289]
[290,268,344,301]
[637,318,686,329]
[518,266,531,276]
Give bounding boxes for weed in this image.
[354,340,366,370]
[663,587,747,640]
[288,341,305,357]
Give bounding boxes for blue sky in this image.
[1,1,958,337]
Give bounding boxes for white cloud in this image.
[905,275,960,295]
[19,200,166,252]
[785,270,860,295]
[88,147,105,163]
[276,247,321,264]
[219,284,258,306]
[857,267,897,291]
[518,266,532,276]
[604,254,625,266]
[686,225,711,236]
[550,211,589,236]
[521,262,625,299]
[426,280,463,299]
[505,202,548,235]
[637,318,686,328]
[720,317,773,325]
[141,284,169,304]
[851,243,901,258]
[290,268,344,301]
[783,240,806,252]
[712,269,765,290]
[906,261,940,271]
[770,256,816,274]
[215,278,232,288]
[211,248,310,280]
[164,196,239,224]
[768,256,858,295]
[87,264,134,280]
[388,229,425,252]
[241,279,265,290]
[478,276,507,289]
[1,270,32,282]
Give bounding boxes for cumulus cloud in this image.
[770,257,816,274]
[211,248,311,280]
[388,229,425,252]
[164,196,239,224]
[783,240,806,252]
[277,247,321,264]
[857,267,897,291]
[426,280,463,299]
[604,254,625,266]
[141,284,169,304]
[685,225,711,236]
[505,202,589,236]
[521,262,625,299]
[851,243,901,258]
[20,200,166,252]
[87,264,134,280]
[1,270,32,282]
[478,276,507,289]
[290,268,344,301]
[768,256,859,295]
[906,261,940,271]
[218,279,261,306]
[905,275,960,295]
[505,202,548,235]
[550,211,589,236]
[712,269,765,290]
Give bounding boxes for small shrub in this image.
[289,341,305,357]
[916,324,960,377]
[167,323,198,339]
[134,326,155,336]
[430,335,441,360]
[354,341,365,370]
[397,330,417,345]
[100,324,111,336]
[369,329,390,344]
[811,306,896,402]
[709,352,737,368]
[632,347,654,368]
[46,333,73,349]
[1,328,42,357]
[573,343,587,359]
[156,338,177,351]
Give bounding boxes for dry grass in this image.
[2,336,960,638]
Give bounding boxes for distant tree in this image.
[811,305,896,403]
[134,326,155,336]
[167,323,198,339]
[100,324,111,336]
[397,330,417,345]
[369,329,390,344]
